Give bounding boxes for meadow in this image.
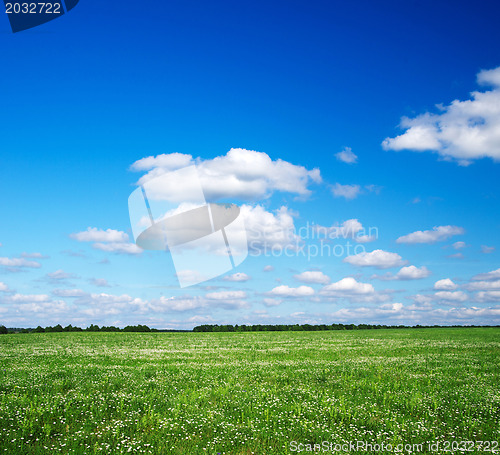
[0,328,499,454]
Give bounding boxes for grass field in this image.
[0,328,499,454]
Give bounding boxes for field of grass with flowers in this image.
[0,328,499,454]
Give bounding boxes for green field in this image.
[0,329,499,454]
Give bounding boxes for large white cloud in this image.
[396,225,464,244]
[344,249,406,269]
[131,148,321,201]
[383,66,500,165]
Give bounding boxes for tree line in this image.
[0,324,156,334]
[192,323,498,332]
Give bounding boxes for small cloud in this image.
[93,242,142,255]
[0,282,10,292]
[46,270,78,281]
[223,272,251,282]
[365,184,382,195]
[335,147,358,164]
[434,291,468,303]
[373,265,431,281]
[320,277,374,296]
[397,225,464,244]
[481,245,495,254]
[70,227,141,256]
[268,285,315,298]
[331,183,361,200]
[70,227,129,243]
[90,278,111,287]
[447,252,464,259]
[344,249,406,269]
[472,268,500,281]
[0,257,41,269]
[263,298,282,307]
[263,265,274,272]
[294,271,330,285]
[434,279,458,290]
[21,252,48,259]
[412,197,421,204]
[52,289,87,298]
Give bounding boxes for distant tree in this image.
[33,326,45,333]
[0,325,8,335]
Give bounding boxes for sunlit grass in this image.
[0,328,499,454]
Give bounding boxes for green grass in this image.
[0,328,499,454]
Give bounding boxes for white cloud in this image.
[452,241,467,250]
[205,290,247,300]
[314,219,377,243]
[263,298,282,307]
[149,296,204,312]
[435,291,468,302]
[434,278,458,290]
[46,270,77,281]
[263,265,274,272]
[0,257,41,269]
[131,148,321,201]
[331,183,361,200]
[243,205,301,254]
[344,249,406,269]
[467,280,500,291]
[481,245,495,254]
[472,268,500,281]
[71,227,141,255]
[130,152,194,172]
[223,272,250,282]
[397,266,430,280]
[376,265,431,281]
[335,147,358,164]
[0,282,10,292]
[396,225,464,244]
[21,252,47,258]
[90,278,111,287]
[382,66,500,164]
[447,252,464,259]
[70,227,129,243]
[294,271,330,285]
[52,289,87,297]
[320,277,375,296]
[10,293,51,303]
[269,285,315,298]
[92,242,142,255]
[475,291,500,303]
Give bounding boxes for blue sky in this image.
[1,0,499,328]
